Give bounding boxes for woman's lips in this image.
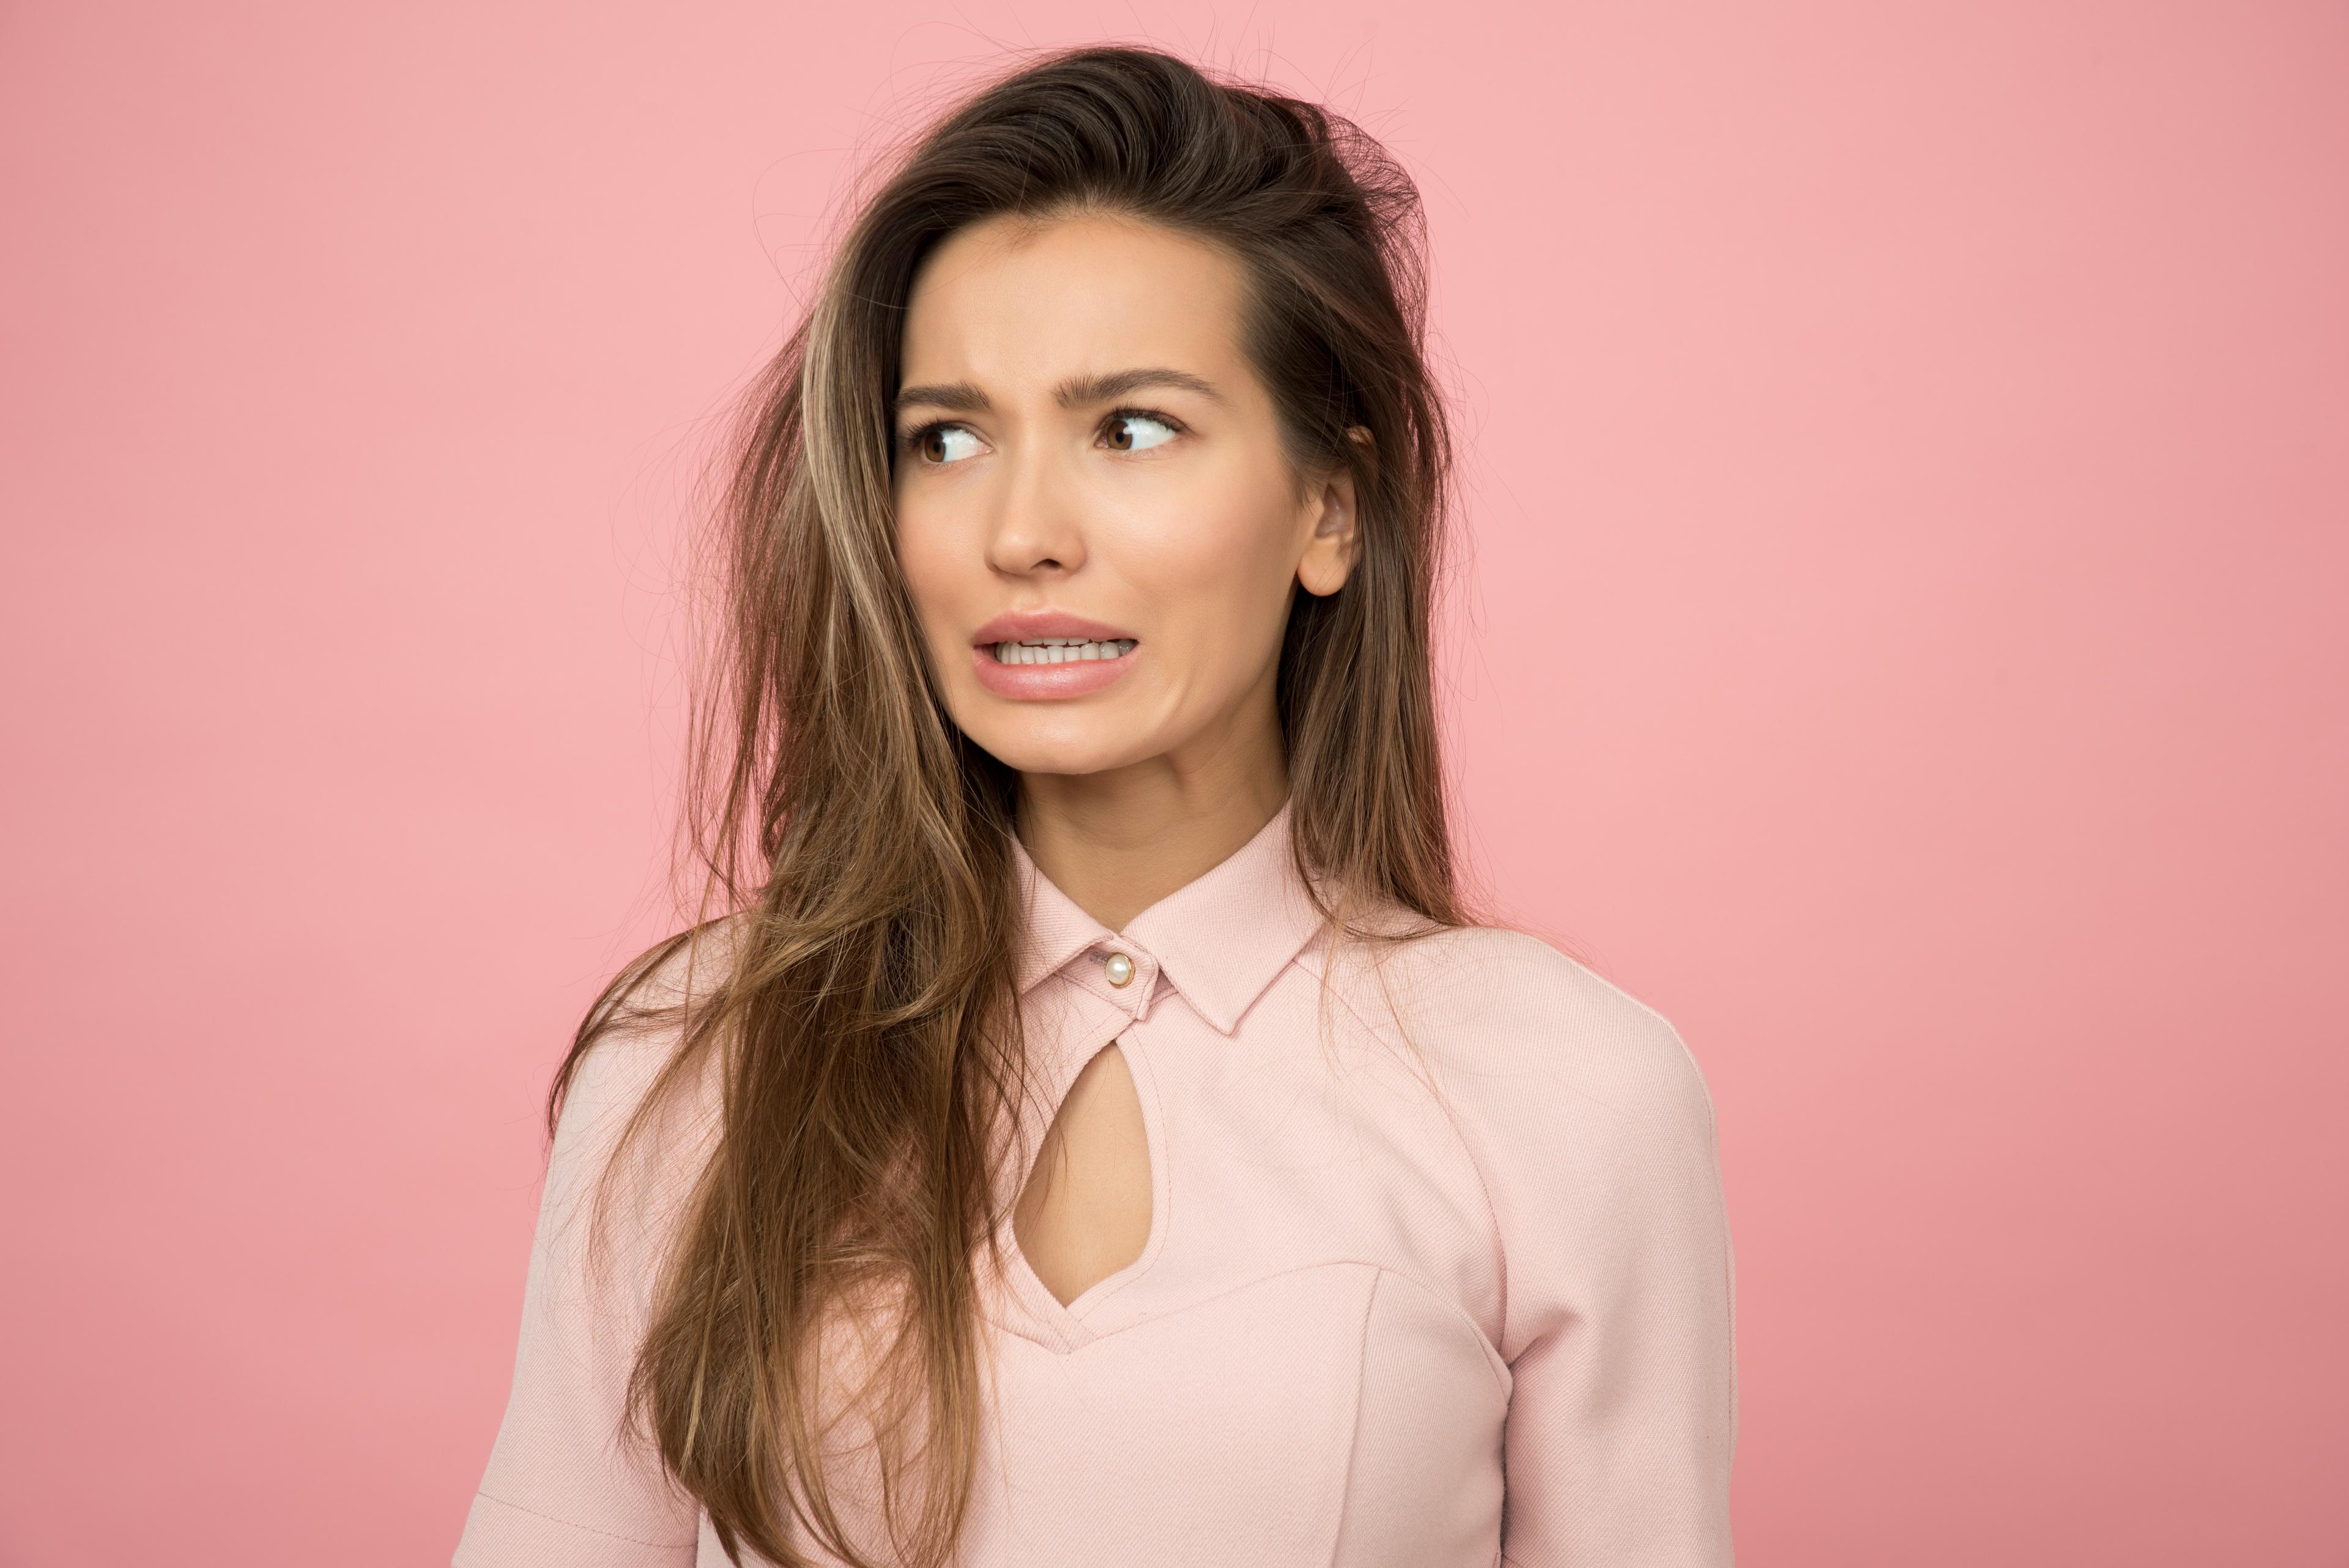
[970,636,1138,700]
[967,611,1141,701]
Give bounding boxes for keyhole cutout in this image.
[1011,1042,1153,1309]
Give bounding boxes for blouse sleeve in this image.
[451,1024,711,1567]
[1438,937,1739,1567]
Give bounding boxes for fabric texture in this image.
[453,804,1737,1566]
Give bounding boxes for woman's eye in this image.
[912,425,984,464]
[1103,412,1179,453]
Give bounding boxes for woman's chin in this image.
[965,722,1162,782]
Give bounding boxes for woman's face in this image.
[891,212,1359,783]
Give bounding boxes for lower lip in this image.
[970,644,1139,700]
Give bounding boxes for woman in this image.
[454,43,1736,1568]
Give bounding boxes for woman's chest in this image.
[970,997,1513,1565]
[960,1260,1508,1567]
[1001,988,1507,1341]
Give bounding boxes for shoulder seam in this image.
[470,1488,697,1550]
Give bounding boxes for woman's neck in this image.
[1015,724,1288,932]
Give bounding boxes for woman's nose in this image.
[982,447,1087,578]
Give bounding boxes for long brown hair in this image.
[555,43,1465,1567]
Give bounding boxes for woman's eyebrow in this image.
[892,367,1225,417]
[1057,367,1225,407]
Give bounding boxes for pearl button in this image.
[1104,951,1135,987]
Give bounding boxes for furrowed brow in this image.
[1051,368,1225,407]
[891,368,1224,419]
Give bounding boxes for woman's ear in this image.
[1297,426,1372,598]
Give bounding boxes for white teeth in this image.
[990,638,1137,665]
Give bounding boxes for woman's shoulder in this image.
[579,914,745,1049]
[553,916,744,1170]
[1310,918,1718,1142]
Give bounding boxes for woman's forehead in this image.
[900,214,1249,390]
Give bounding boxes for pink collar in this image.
[1009,801,1329,1035]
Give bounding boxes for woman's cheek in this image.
[1127,483,1255,589]
[892,517,959,647]
[1149,494,1300,646]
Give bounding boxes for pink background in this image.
[3,3,2343,1563]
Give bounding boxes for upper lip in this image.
[970,609,1138,647]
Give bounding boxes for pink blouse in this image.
[453,805,1737,1566]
